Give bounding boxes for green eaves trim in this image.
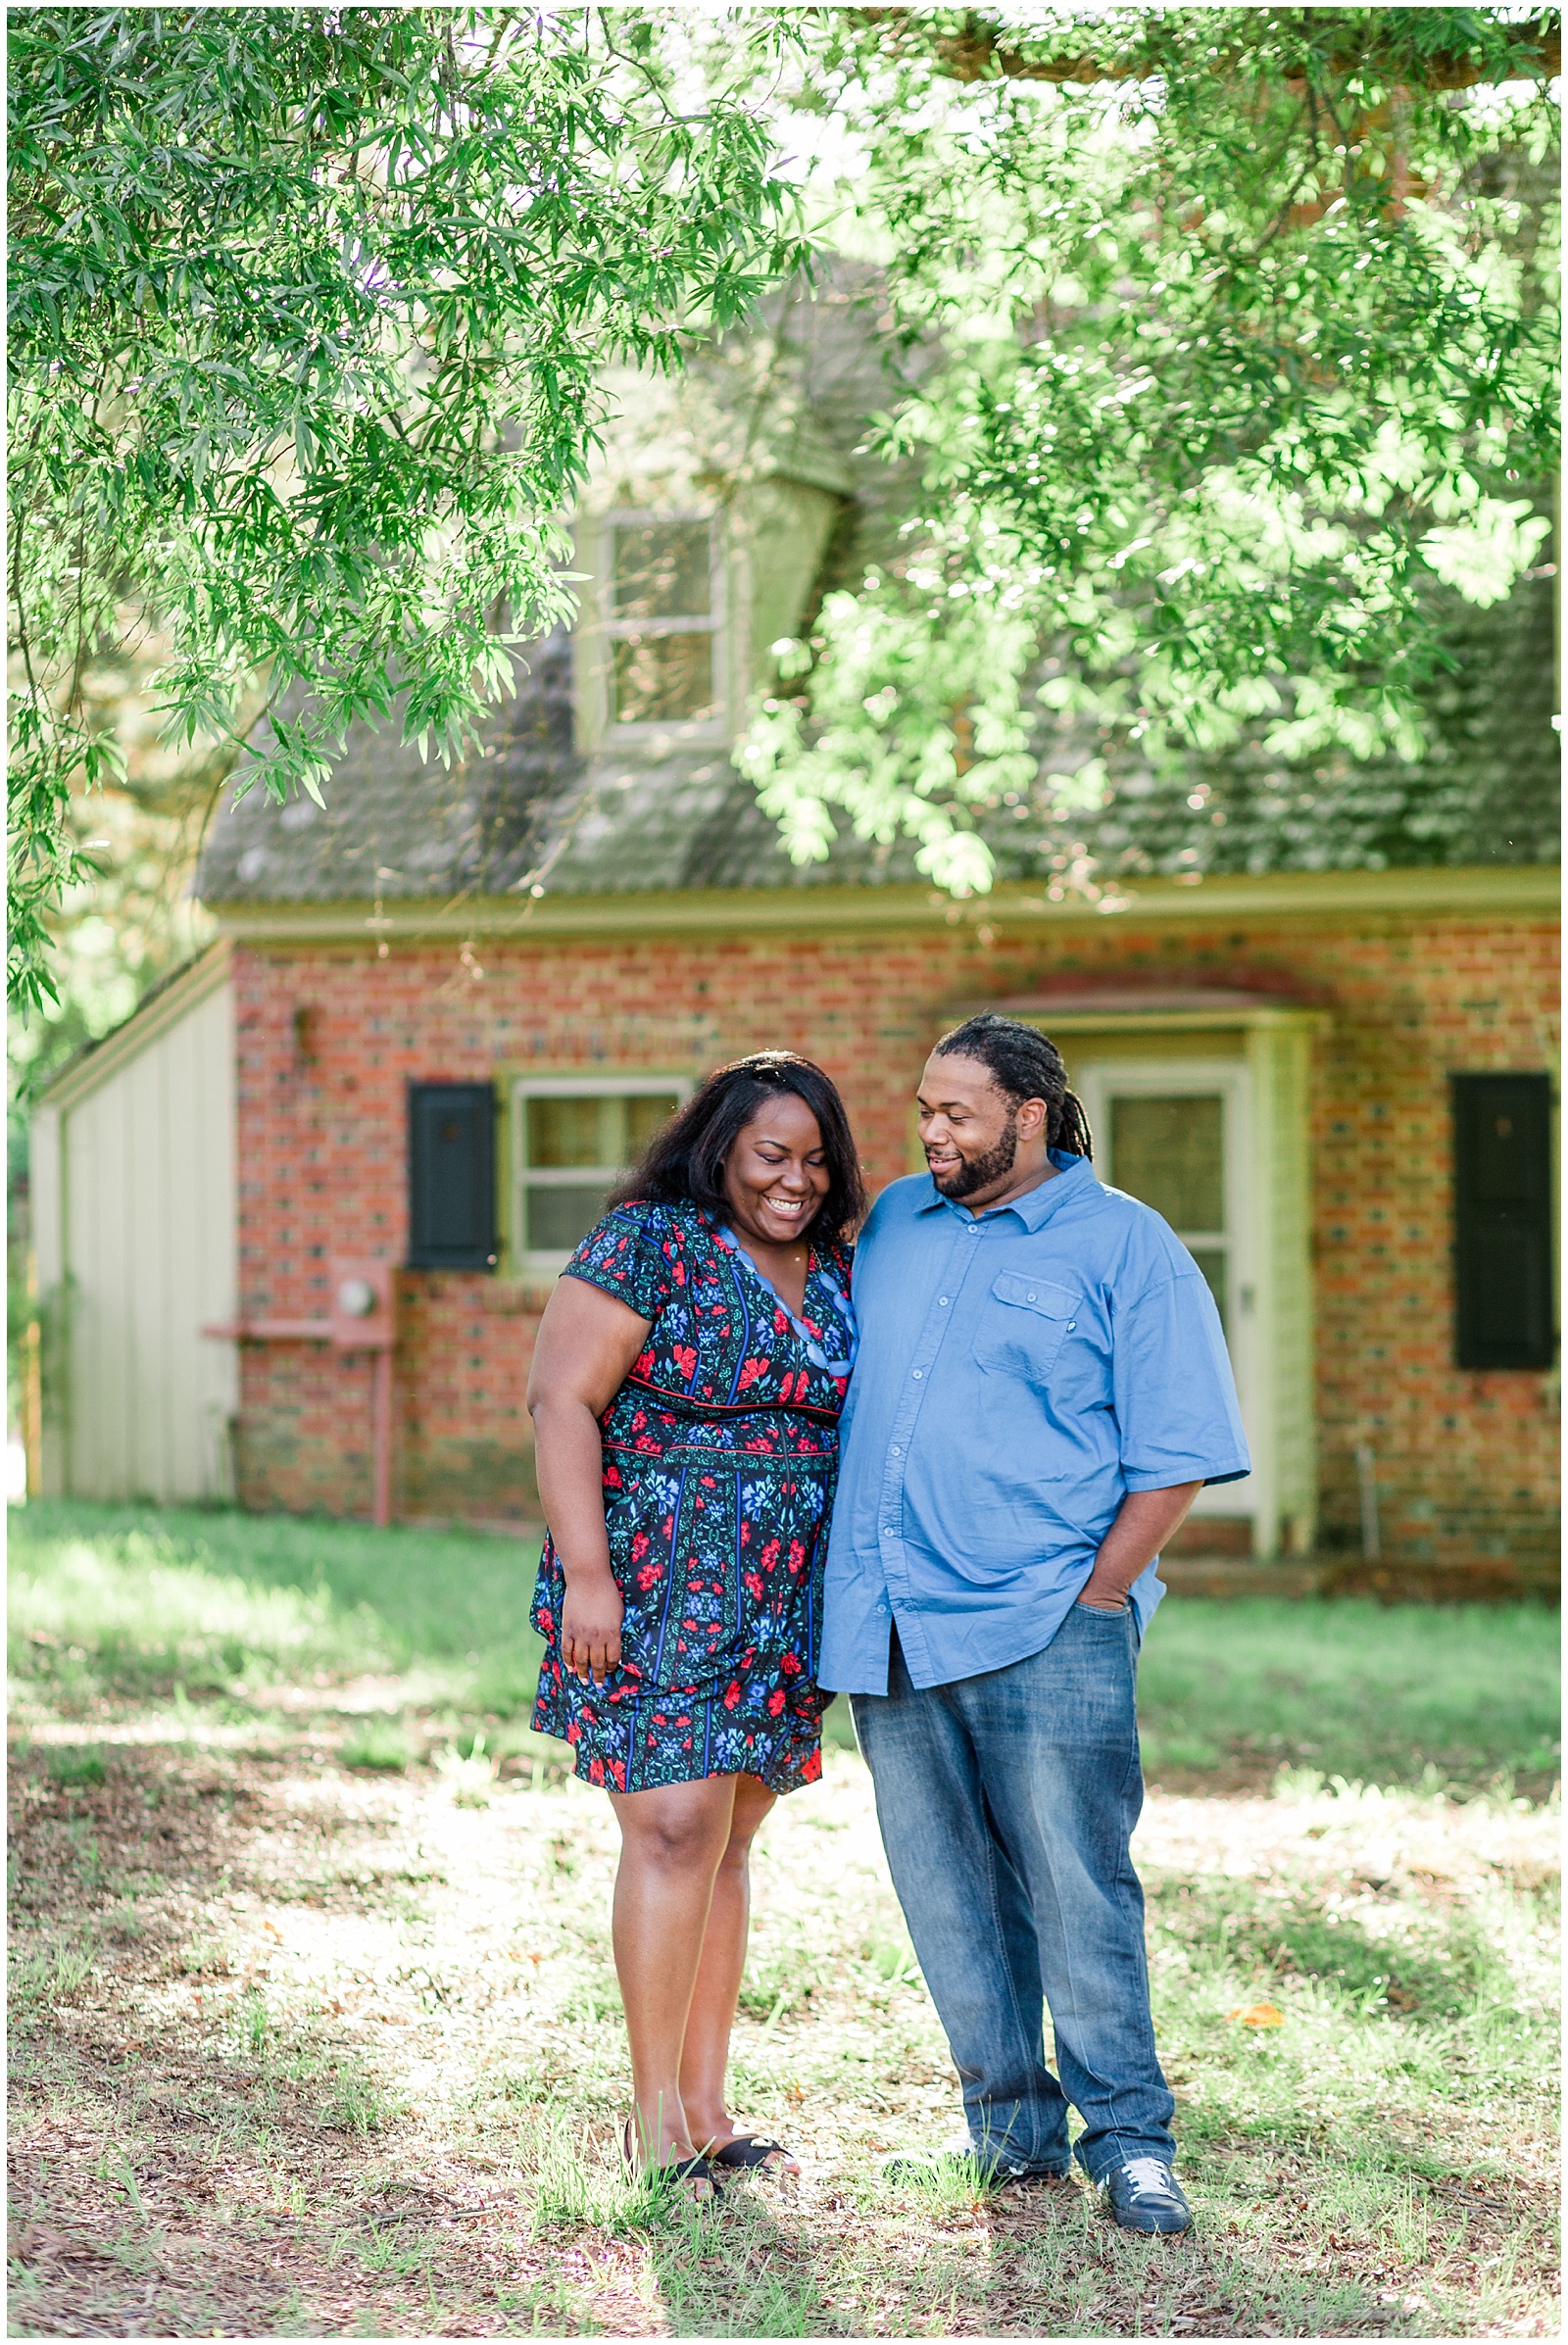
[204,863,1561,947]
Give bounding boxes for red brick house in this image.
[32,303,1560,1593]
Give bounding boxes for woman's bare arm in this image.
[527,1277,654,1685]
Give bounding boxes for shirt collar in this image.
[915,1148,1096,1230]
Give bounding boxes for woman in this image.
[528,1051,864,2198]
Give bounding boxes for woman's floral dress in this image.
[531,1197,857,1795]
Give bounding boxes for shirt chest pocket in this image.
[972,1272,1082,1381]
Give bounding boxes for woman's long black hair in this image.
[608,1051,867,1250]
[934,1012,1094,1158]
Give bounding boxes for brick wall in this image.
[231,907,1559,1578]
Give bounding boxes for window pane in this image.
[611,634,715,725]
[1110,1095,1225,1233]
[612,521,711,619]
[527,1096,605,1169]
[1188,1246,1228,1334]
[527,1183,611,1254]
[625,1094,679,1157]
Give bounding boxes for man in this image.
[820,1012,1250,2235]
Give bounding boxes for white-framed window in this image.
[1076,1060,1257,1523]
[1102,1088,1235,1331]
[511,1075,692,1272]
[601,512,723,734]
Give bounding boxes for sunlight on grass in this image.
[11,1504,1559,1801]
[8,1501,544,1720]
[9,1527,381,1691]
[7,1500,1559,2333]
[9,1510,1556,2335]
[1137,1596,1560,1790]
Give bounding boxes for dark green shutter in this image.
[1451,1073,1554,1370]
[408,1083,497,1270]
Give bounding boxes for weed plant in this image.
[340,1720,416,1774]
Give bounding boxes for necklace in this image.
[714,1225,859,1380]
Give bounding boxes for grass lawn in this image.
[7,1501,1561,2336]
[1135,1592,1561,1797]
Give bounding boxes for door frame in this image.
[1076,1058,1262,1529]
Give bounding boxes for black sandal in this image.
[621,2118,723,2199]
[709,2134,800,2176]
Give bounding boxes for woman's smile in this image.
[721,1091,833,1281]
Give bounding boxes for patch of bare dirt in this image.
[8,1738,1559,2337]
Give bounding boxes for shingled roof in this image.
[198,634,886,906]
[197,279,1559,910]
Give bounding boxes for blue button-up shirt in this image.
[819,1152,1251,1694]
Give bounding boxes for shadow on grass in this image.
[1137,1596,1560,1797]
[8,1726,1557,2338]
[9,1496,547,1726]
[6,1738,472,2337]
[624,2151,1452,2338]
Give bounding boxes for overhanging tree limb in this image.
[739,7,1559,893]
[858,6,1561,90]
[7,3,808,1010]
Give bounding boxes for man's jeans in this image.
[850,1603,1175,2181]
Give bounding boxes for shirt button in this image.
[938,1295,950,1305]
[1066,1321,1077,1332]
[911,1368,922,1379]
[1026,1291,1037,1301]
[890,1445,901,1456]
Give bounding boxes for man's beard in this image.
[929,1110,1018,1199]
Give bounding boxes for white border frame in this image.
[1076,1058,1261,1525]
[511,1072,694,1276]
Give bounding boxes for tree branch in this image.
[861,9,1561,92]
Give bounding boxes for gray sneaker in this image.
[1100,2157,1193,2234]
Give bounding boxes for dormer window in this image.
[603,513,722,732]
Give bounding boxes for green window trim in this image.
[506,1073,693,1277]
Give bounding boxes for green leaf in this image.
[7,1,809,1006]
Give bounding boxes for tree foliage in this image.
[9,7,1559,1005]
[7,4,804,1007]
[740,7,1559,892]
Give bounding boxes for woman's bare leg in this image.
[609,1775,739,2167]
[679,1773,784,2159]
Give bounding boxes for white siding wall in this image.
[58,978,237,1500]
